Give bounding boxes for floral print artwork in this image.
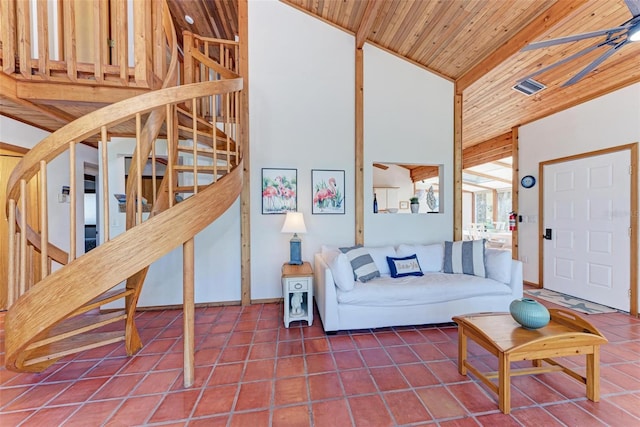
[312,170,345,214]
[262,168,297,214]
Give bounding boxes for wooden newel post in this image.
[183,237,195,387]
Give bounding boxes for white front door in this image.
[543,150,630,311]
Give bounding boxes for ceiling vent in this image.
[512,78,546,96]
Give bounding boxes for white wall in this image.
[248,1,355,300]
[248,1,454,299]
[0,118,49,149]
[0,117,96,260]
[518,83,640,304]
[364,44,454,246]
[102,138,241,307]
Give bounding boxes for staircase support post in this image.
[183,237,195,387]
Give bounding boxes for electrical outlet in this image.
[522,256,529,263]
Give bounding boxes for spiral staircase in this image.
[2,2,244,375]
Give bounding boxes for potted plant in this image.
[410,196,419,214]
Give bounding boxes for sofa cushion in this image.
[336,272,512,306]
[366,245,397,276]
[443,240,486,278]
[387,254,424,278]
[485,248,512,284]
[339,245,380,282]
[396,243,443,272]
[323,250,356,292]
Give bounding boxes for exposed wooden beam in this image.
[456,0,590,94]
[454,90,463,241]
[463,132,512,168]
[355,0,382,49]
[0,74,76,124]
[511,126,519,258]
[239,0,251,306]
[492,160,512,169]
[409,165,439,182]
[15,81,148,104]
[373,162,388,170]
[464,169,511,184]
[462,181,496,192]
[355,47,364,245]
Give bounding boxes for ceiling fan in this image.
[518,0,640,87]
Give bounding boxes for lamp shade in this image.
[281,212,307,234]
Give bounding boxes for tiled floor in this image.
[1,296,639,426]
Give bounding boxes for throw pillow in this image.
[339,245,380,282]
[396,243,443,272]
[365,245,397,276]
[443,240,486,278]
[386,254,424,278]
[328,252,356,291]
[485,248,512,284]
[322,250,355,291]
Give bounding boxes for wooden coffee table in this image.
[452,309,608,414]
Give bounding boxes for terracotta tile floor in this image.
[1,296,639,426]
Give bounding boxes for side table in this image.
[282,262,313,328]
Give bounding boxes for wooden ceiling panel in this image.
[462,0,640,147]
[3,0,639,156]
[276,0,639,150]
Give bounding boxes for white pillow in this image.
[485,248,512,284]
[322,250,355,291]
[329,252,355,291]
[397,243,443,272]
[365,246,397,276]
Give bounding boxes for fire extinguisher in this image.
[509,211,517,231]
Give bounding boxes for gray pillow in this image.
[443,240,486,278]
[339,245,380,282]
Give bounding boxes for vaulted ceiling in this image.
[168,0,640,151]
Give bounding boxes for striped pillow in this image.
[339,245,380,283]
[443,240,486,278]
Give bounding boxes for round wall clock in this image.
[521,175,536,188]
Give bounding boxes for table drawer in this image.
[288,279,309,292]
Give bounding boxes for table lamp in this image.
[281,212,307,265]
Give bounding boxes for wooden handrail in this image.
[5,161,243,371]
[5,76,244,370]
[6,80,241,206]
[3,0,245,375]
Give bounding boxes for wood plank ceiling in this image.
[167,0,640,153]
[3,0,640,156]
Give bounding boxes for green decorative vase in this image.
[509,298,550,329]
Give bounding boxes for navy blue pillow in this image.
[386,254,424,278]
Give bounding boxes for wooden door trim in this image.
[538,142,638,316]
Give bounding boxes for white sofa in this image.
[314,243,523,333]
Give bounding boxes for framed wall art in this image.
[262,168,297,214]
[312,169,345,215]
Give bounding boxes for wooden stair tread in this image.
[22,331,125,368]
[173,166,228,175]
[70,288,135,317]
[174,185,210,194]
[27,310,127,350]
[177,145,214,154]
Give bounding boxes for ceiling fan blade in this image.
[522,25,631,51]
[625,0,640,17]
[517,43,603,83]
[562,40,628,87]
